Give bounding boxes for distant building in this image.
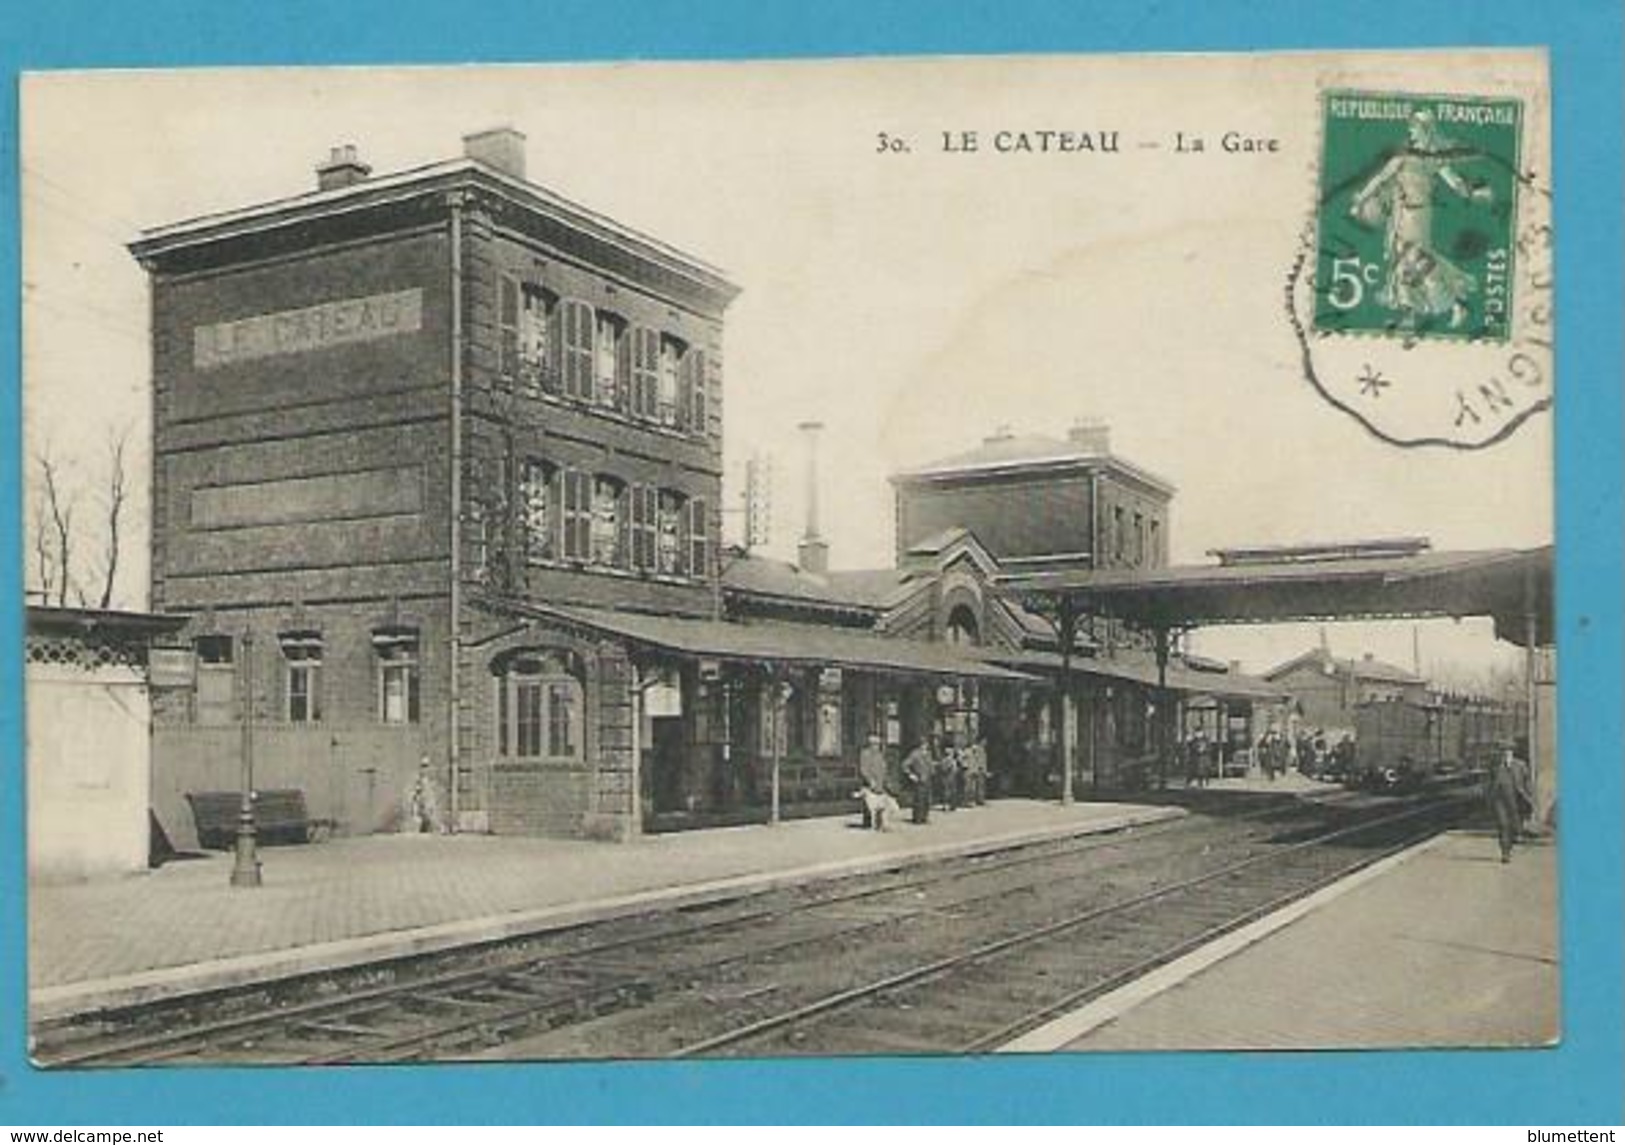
[890,420,1173,574]
[1262,647,1429,732]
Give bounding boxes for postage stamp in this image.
[1290,81,1550,449]
[1314,91,1522,344]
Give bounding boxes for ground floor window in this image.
[496,651,583,761]
[193,634,235,724]
[375,629,421,724]
[279,632,323,723]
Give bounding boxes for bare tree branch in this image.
[98,427,130,609]
[37,447,76,609]
[29,484,56,605]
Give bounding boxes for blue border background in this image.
[2,0,1620,1126]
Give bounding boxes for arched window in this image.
[494,650,584,762]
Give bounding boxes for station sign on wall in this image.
[193,288,423,369]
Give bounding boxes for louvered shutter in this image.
[690,349,708,435]
[498,275,519,383]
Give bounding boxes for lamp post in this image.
[230,628,262,888]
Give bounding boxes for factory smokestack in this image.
[797,420,829,575]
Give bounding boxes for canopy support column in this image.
[1058,599,1078,806]
[1152,624,1173,785]
[1523,566,1539,809]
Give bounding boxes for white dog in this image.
[855,787,902,832]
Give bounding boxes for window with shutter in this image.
[686,348,708,435]
[561,469,593,560]
[561,300,594,399]
[498,274,520,385]
[657,490,684,574]
[518,285,557,395]
[658,336,683,427]
[594,312,625,409]
[631,327,660,420]
[687,498,709,578]
[590,475,625,568]
[520,459,555,563]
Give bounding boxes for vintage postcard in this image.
[21,51,1555,1066]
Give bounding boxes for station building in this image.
[1262,646,1429,734]
[133,129,1278,845]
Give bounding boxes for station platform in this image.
[1001,828,1560,1052]
[29,798,1182,1022]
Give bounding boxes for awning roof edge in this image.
[483,599,1036,682]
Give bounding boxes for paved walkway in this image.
[1002,828,1559,1051]
[29,798,1180,1020]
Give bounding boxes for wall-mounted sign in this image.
[194,288,423,369]
[148,647,196,688]
[645,682,682,719]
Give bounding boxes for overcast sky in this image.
[20,52,1551,677]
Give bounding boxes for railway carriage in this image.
[1349,694,1521,791]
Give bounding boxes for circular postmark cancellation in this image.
[1288,89,1552,448]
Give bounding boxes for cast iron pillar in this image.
[230,628,262,888]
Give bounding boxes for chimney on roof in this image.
[463,127,527,181]
[797,420,829,576]
[1068,417,1110,454]
[1363,651,1375,661]
[316,144,371,191]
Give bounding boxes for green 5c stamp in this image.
[1315,91,1521,343]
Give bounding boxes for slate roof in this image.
[1262,648,1424,686]
[515,602,1033,681]
[893,432,1175,493]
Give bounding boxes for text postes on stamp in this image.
[1291,86,1550,449]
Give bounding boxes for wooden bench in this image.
[186,789,334,850]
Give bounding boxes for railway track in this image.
[672,795,1467,1057]
[32,787,1461,1066]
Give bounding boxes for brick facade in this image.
[135,136,737,841]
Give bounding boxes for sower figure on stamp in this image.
[1484,742,1534,863]
[1349,109,1493,331]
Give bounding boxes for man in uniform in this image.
[965,737,988,805]
[903,739,934,824]
[1484,742,1534,863]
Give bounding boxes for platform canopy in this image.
[500,601,1035,682]
[996,542,1554,648]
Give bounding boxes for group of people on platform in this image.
[1173,727,1357,786]
[856,733,989,830]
